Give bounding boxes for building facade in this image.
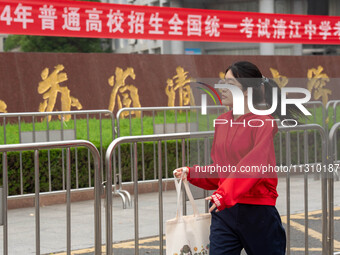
[106,0,340,55]
[1,0,339,54]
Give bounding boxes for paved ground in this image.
[1,175,340,255]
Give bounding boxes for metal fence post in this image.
[0,140,102,255]
[327,123,340,255]
[2,152,8,255]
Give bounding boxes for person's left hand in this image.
[205,193,225,213]
[205,196,220,213]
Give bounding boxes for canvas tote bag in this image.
[166,177,211,255]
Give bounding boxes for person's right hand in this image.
[173,166,189,179]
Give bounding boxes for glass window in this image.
[209,1,258,12]
[275,0,291,14]
[206,48,260,55]
[275,46,293,55]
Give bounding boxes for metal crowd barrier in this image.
[190,124,329,255]
[328,123,340,255]
[278,124,328,255]
[0,110,115,194]
[105,123,333,255]
[114,106,227,209]
[326,100,340,127]
[304,101,327,128]
[0,140,102,255]
[105,131,214,255]
[113,102,326,209]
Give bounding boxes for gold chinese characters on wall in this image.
[270,68,288,88]
[108,67,141,118]
[0,61,334,116]
[0,100,7,113]
[307,66,332,106]
[270,66,332,106]
[165,66,195,107]
[38,64,83,121]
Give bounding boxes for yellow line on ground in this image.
[53,207,340,254]
[286,206,340,219]
[291,247,322,251]
[291,247,340,252]
[52,248,96,255]
[284,206,340,220]
[281,217,340,250]
[290,215,321,220]
[112,245,164,249]
[113,236,165,247]
[52,236,165,254]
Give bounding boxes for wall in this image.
[0,53,339,114]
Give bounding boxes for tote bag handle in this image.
[174,173,200,219]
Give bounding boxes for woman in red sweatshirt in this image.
[174,61,302,255]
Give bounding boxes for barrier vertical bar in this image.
[46,116,52,192]
[66,148,71,255]
[133,142,139,255]
[196,109,200,167]
[106,144,113,255]
[181,138,187,215]
[158,140,164,254]
[87,113,91,187]
[304,130,309,255]
[297,132,300,165]
[61,114,66,190]
[74,114,79,189]
[332,103,336,127]
[313,106,318,163]
[286,131,291,255]
[130,112,133,182]
[175,110,179,169]
[206,107,210,131]
[94,144,102,255]
[34,150,40,255]
[141,111,145,181]
[328,155,334,255]
[3,116,6,145]
[61,113,64,140]
[153,110,157,179]
[186,110,190,167]
[32,116,36,143]
[164,110,168,179]
[117,121,123,188]
[3,152,8,255]
[322,103,326,130]
[279,132,283,165]
[328,124,337,255]
[321,151,328,255]
[312,107,319,182]
[100,113,104,183]
[18,116,24,194]
[204,137,209,213]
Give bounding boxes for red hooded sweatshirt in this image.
[187,111,279,211]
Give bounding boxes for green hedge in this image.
[0,131,334,196]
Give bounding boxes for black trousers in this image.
[209,203,286,255]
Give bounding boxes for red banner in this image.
[1,0,340,44]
